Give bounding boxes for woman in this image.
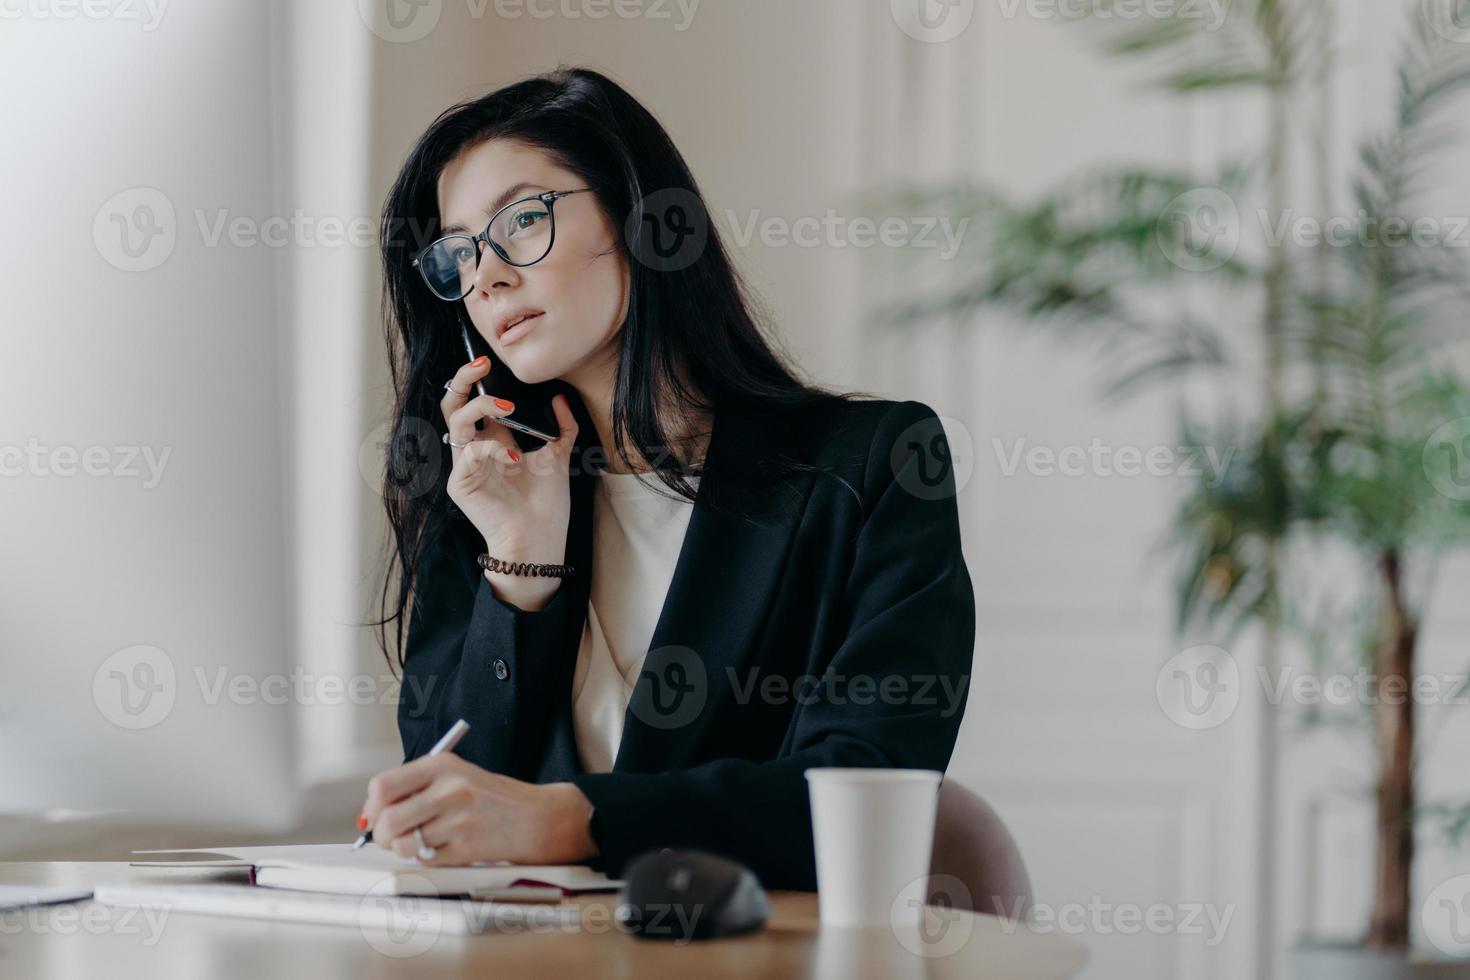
[360,67,974,891]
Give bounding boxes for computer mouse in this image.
[616,849,770,941]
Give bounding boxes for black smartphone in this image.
[457,313,560,449]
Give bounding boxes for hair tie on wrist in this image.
[477,553,576,578]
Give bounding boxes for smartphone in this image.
[457,314,560,448]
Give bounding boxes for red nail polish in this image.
[508,449,521,463]
[357,813,368,830]
[494,397,514,411]
[473,356,489,367]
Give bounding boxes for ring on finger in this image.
[444,380,469,397]
[414,828,436,861]
[441,432,468,449]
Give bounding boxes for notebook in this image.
[130,843,621,898]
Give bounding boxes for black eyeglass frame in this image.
[411,187,598,300]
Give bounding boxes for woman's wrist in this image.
[540,782,599,862]
[479,539,567,611]
[482,567,561,611]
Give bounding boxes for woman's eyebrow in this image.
[441,182,545,234]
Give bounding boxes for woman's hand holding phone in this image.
[441,355,579,612]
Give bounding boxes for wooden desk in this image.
[0,862,1087,979]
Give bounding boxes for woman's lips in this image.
[498,312,543,346]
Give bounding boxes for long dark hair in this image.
[373,66,864,672]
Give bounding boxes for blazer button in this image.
[493,659,509,681]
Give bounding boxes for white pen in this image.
[352,718,471,859]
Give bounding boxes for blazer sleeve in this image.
[397,525,578,779]
[568,400,976,890]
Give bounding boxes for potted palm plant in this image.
[873,1,1470,975]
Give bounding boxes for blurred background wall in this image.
[4,2,1468,978]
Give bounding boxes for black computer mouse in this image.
[616,849,770,941]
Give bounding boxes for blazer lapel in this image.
[611,408,817,774]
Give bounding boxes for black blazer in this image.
[397,397,975,890]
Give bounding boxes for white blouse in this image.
[570,470,699,773]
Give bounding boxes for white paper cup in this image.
[805,768,942,927]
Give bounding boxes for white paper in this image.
[0,885,92,910]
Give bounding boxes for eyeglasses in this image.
[412,188,597,301]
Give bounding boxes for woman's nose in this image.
[472,239,518,294]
